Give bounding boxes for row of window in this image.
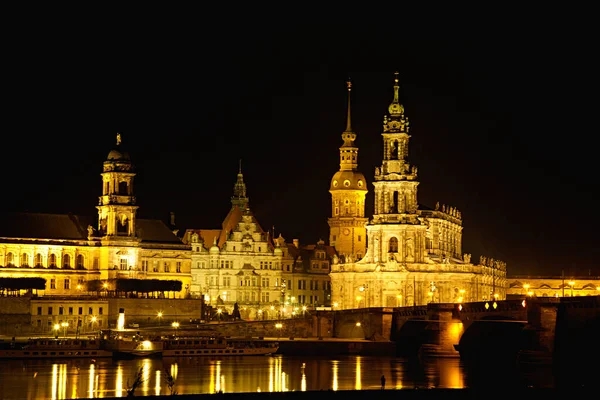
[140,260,183,273]
[200,276,330,291]
[192,260,281,270]
[36,306,104,316]
[4,252,98,269]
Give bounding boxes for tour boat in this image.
[0,337,113,359]
[99,330,163,358]
[161,336,279,357]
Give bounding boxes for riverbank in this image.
[79,387,592,400]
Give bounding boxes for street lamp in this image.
[61,322,69,338]
[302,305,307,318]
[275,322,282,339]
[458,289,465,303]
[396,294,403,307]
[523,284,530,296]
[216,308,222,321]
[157,312,163,326]
[568,281,575,297]
[53,323,60,339]
[171,321,179,337]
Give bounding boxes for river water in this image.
[0,355,556,399]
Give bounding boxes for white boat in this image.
[99,330,163,358]
[0,338,113,359]
[161,336,279,357]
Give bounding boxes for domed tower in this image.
[328,80,368,261]
[96,133,139,240]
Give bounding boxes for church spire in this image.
[339,79,358,171]
[231,161,249,209]
[387,71,405,117]
[344,79,353,133]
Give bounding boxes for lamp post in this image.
[568,281,575,297]
[171,321,179,337]
[53,323,60,339]
[61,322,69,338]
[157,312,163,326]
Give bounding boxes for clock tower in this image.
[328,80,368,261]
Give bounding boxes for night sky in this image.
[2,20,598,277]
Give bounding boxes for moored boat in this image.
[161,336,279,357]
[0,337,113,359]
[99,330,163,358]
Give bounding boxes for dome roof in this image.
[330,170,368,191]
[209,244,220,254]
[107,148,131,161]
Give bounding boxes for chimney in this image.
[170,211,176,226]
[293,239,299,248]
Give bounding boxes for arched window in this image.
[118,215,129,234]
[35,253,43,267]
[63,254,71,268]
[49,254,57,268]
[389,237,398,252]
[76,254,85,269]
[118,181,129,195]
[21,253,29,267]
[6,252,15,266]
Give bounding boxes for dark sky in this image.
[2,19,598,277]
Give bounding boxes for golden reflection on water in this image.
[115,363,123,397]
[88,363,95,399]
[51,363,67,400]
[355,356,361,390]
[7,354,484,398]
[301,363,306,391]
[154,369,161,396]
[332,360,339,391]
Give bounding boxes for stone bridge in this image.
[327,296,600,362]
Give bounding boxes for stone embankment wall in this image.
[0,297,31,336]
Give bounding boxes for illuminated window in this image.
[63,254,71,268]
[76,254,85,269]
[49,254,57,268]
[389,237,398,252]
[35,253,43,267]
[6,252,14,266]
[120,258,128,270]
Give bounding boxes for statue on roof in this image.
[116,132,122,146]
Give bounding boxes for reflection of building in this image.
[0,134,192,297]
[507,275,600,298]
[330,74,506,309]
[328,80,368,262]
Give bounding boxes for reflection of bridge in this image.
[328,296,600,364]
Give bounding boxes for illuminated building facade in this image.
[328,80,368,262]
[507,275,600,298]
[276,237,335,311]
[0,134,192,298]
[330,74,506,309]
[184,166,285,320]
[184,167,336,319]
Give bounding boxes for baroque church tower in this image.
[96,133,139,242]
[364,72,427,264]
[328,80,368,261]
